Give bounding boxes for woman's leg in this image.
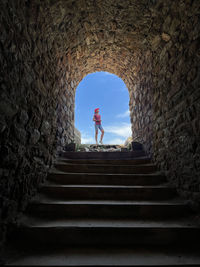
[100,129,104,142]
[95,130,98,144]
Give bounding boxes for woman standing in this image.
[93,108,104,145]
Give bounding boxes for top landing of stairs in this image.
[61,144,147,159]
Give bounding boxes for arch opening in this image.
[74,71,131,145]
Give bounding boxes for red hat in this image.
[94,108,99,113]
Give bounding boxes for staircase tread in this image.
[49,170,163,176]
[58,156,151,159]
[55,162,155,167]
[57,157,151,162]
[18,216,200,228]
[41,184,173,189]
[60,151,146,160]
[61,150,145,155]
[30,198,187,205]
[5,246,200,266]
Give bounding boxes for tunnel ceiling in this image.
[38,0,164,84]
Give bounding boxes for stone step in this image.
[61,150,146,159]
[11,217,200,246]
[17,216,200,228]
[48,171,166,186]
[54,162,157,174]
[39,185,177,201]
[12,226,200,247]
[57,157,152,165]
[26,199,189,219]
[5,245,200,266]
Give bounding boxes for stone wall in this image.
[128,50,153,156]
[55,74,77,152]
[127,0,200,209]
[150,0,200,210]
[1,0,200,254]
[0,0,74,250]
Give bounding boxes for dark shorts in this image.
[95,124,103,131]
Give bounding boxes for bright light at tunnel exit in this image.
[75,71,131,145]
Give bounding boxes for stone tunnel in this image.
[0,0,200,253]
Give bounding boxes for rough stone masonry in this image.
[0,0,200,252]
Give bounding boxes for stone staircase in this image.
[4,150,200,266]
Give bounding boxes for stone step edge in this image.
[54,162,156,167]
[48,170,164,176]
[41,184,174,189]
[57,157,152,162]
[55,160,152,165]
[58,156,151,159]
[17,223,200,230]
[5,260,200,266]
[60,151,146,159]
[61,150,145,153]
[29,199,187,205]
[18,214,199,226]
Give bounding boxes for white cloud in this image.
[79,123,132,145]
[81,136,93,144]
[104,123,131,138]
[116,109,130,118]
[80,132,94,144]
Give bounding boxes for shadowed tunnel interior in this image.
[0,0,200,251]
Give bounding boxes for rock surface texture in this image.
[76,144,128,152]
[0,0,200,255]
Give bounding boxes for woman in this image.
[93,108,104,145]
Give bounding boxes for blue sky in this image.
[75,71,131,144]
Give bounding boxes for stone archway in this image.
[56,59,153,154]
[1,0,200,247]
[51,0,155,155]
[23,0,155,155]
